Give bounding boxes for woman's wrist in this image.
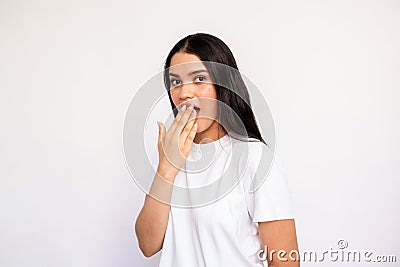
[156,164,179,183]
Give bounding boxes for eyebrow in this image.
[168,69,209,78]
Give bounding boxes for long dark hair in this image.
[163,33,266,145]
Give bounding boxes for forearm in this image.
[136,107,195,257]
[135,171,175,257]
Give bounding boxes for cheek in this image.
[170,91,179,107]
[199,99,218,119]
[198,84,217,108]
[202,84,217,98]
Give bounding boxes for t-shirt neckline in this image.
[190,134,232,152]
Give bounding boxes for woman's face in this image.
[168,52,221,141]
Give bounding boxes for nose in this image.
[178,82,196,100]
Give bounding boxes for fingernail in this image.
[188,104,194,110]
[192,108,196,116]
[181,105,186,111]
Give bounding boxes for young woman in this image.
[135,33,300,267]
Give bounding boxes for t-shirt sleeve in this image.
[243,142,295,223]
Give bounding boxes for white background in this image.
[1,0,399,266]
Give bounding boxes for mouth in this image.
[190,106,201,118]
[180,103,201,117]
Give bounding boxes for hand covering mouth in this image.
[180,103,201,113]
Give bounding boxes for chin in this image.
[194,119,215,134]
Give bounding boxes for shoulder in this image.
[230,136,268,153]
[230,137,273,169]
[231,137,287,192]
[229,138,276,186]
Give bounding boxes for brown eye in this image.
[194,76,206,83]
[170,79,181,86]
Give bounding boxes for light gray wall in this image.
[1,0,399,266]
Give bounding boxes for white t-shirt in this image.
[151,134,294,267]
